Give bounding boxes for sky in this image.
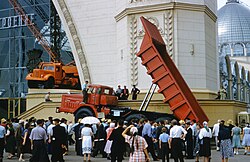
[217,0,250,9]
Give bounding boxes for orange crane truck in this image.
[57,17,209,123]
[26,62,79,89]
[8,0,80,89]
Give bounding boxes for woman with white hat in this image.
[199,121,212,162]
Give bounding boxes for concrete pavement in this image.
[3,145,250,162]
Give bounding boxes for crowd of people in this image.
[0,117,250,162]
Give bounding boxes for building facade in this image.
[53,0,218,93]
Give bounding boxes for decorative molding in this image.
[54,0,91,84]
[130,15,138,86]
[164,10,174,57]
[115,2,217,23]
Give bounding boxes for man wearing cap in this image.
[185,121,194,159]
[60,118,68,155]
[0,120,6,162]
[29,119,50,162]
[50,119,67,162]
[92,121,107,158]
[15,119,24,158]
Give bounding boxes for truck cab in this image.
[58,84,118,121]
[87,85,118,106]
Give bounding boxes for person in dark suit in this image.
[92,122,107,158]
[120,86,129,100]
[73,119,83,156]
[131,85,140,100]
[51,118,67,162]
[109,120,126,162]
[185,121,194,159]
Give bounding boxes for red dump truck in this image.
[57,84,173,122]
[57,17,208,123]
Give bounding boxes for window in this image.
[104,89,110,95]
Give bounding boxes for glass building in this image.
[0,0,71,118]
[0,0,71,98]
[218,0,250,102]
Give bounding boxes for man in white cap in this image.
[212,119,221,151]
[15,119,24,158]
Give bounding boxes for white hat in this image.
[19,120,25,124]
[110,123,115,128]
[203,121,208,126]
[130,127,138,134]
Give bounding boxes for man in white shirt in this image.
[47,122,55,154]
[169,119,187,162]
[212,119,221,151]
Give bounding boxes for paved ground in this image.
[3,146,250,162]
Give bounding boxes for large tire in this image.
[74,108,94,123]
[27,80,37,88]
[156,116,174,123]
[44,77,54,89]
[125,114,146,123]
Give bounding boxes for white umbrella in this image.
[80,116,100,124]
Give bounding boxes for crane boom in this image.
[8,0,60,62]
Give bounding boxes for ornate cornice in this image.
[115,2,217,22]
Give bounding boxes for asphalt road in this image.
[3,145,250,162]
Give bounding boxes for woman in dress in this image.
[199,121,212,162]
[231,123,241,155]
[81,124,93,162]
[242,123,250,155]
[5,123,15,159]
[122,125,150,162]
[19,122,32,161]
[104,122,115,159]
[218,120,233,162]
[193,124,201,162]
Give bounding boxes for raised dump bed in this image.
[137,17,209,123]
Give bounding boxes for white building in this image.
[53,0,218,93]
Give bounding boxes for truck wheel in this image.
[74,108,94,123]
[156,116,174,123]
[44,77,54,89]
[27,80,37,88]
[125,114,146,123]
